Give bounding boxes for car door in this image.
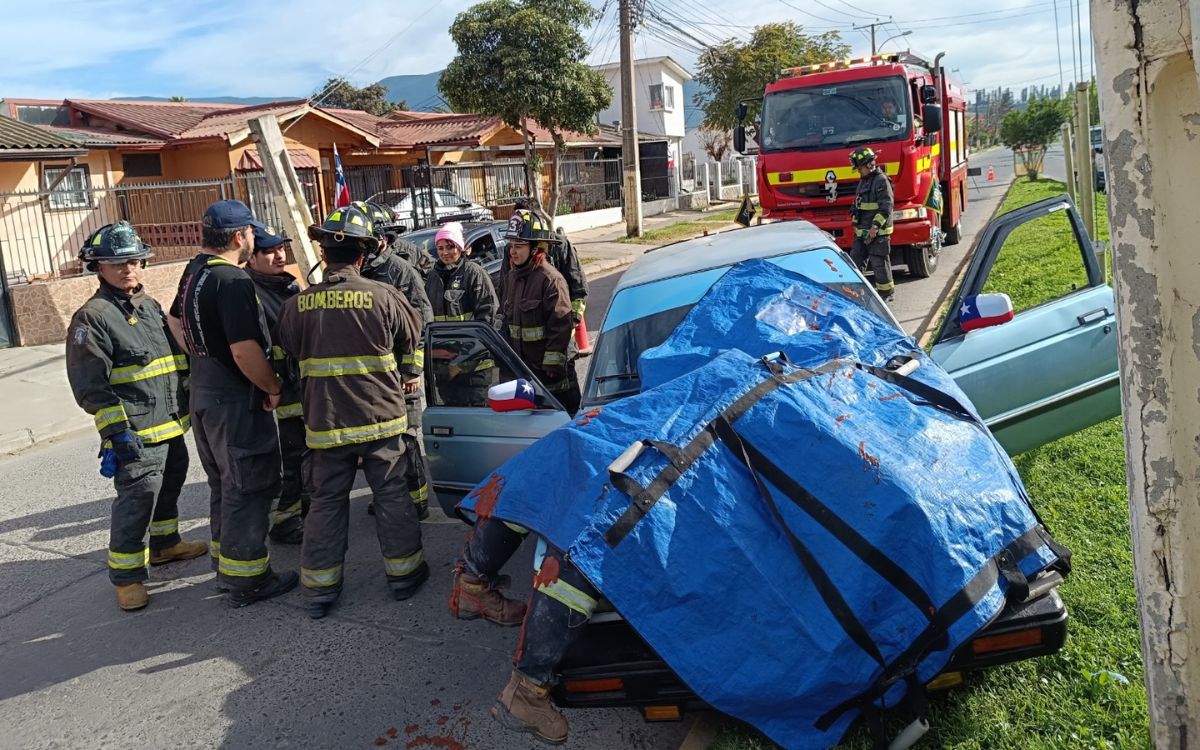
[929,195,1120,455]
[424,321,571,496]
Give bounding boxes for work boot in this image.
[391,561,431,601]
[491,670,568,745]
[448,570,526,626]
[116,582,149,611]
[227,571,299,609]
[268,519,304,545]
[306,595,339,620]
[150,540,209,566]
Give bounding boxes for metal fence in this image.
[555,157,621,214]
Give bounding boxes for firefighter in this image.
[500,213,580,414]
[65,222,206,611]
[355,200,438,520]
[245,225,306,545]
[848,146,896,302]
[509,196,588,325]
[169,200,298,607]
[277,204,429,620]
[426,221,500,407]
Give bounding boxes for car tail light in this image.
[971,628,1043,655]
[563,677,624,694]
[642,705,682,721]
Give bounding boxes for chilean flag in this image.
[960,293,1015,332]
[489,379,539,412]
[332,143,351,208]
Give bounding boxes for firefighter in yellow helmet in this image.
[848,146,896,302]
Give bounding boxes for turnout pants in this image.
[533,365,582,415]
[301,433,424,602]
[191,388,282,591]
[271,415,308,535]
[403,389,438,513]
[462,519,599,685]
[850,236,894,298]
[106,434,189,585]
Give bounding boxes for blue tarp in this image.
[461,261,1065,749]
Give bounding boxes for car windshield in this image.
[760,76,910,152]
[403,228,439,257]
[584,249,890,405]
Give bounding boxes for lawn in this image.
[616,207,742,245]
[711,180,1144,749]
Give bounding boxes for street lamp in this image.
[879,30,912,50]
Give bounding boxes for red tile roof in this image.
[67,99,236,138]
[49,125,166,146]
[321,108,393,135]
[236,147,320,171]
[176,100,308,140]
[377,113,503,148]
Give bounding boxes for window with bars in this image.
[43,165,92,210]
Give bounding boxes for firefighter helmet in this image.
[353,200,398,237]
[848,146,878,169]
[504,211,560,245]
[307,204,379,252]
[79,221,153,270]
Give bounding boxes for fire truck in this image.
[734,51,969,277]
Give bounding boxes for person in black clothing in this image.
[245,226,306,545]
[168,200,298,607]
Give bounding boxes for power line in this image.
[773,0,856,27]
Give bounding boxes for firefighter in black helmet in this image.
[277,204,428,619]
[848,146,896,302]
[66,222,207,611]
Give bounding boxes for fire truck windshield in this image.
[759,76,911,152]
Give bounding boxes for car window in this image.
[428,329,513,407]
[980,206,1092,314]
[404,229,438,259]
[437,191,468,207]
[470,232,500,264]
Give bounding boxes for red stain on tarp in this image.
[811,291,828,311]
[467,474,504,518]
[576,407,603,426]
[858,441,882,483]
[836,414,850,425]
[533,555,561,587]
[878,393,903,401]
[824,259,839,272]
[840,284,865,299]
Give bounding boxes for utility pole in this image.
[1093,1,1200,746]
[1072,83,1095,238]
[852,19,887,55]
[619,0,642,237]
[249,115,321,283]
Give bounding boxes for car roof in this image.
[404,221,503,240]
[615,221,837,292]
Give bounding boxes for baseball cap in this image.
[253,224,291,249]
[203,200,266,231]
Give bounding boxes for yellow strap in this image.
[509,325,545,342]
[271,501,302,525]
[94,404,128,432]
[275,402,304,419]
[434,313,473,322]
[301,564,343,588]
[409,483,430,503]
[218,553,270,577]
[873,214,889,226]
[109,354,188,385]
[207,257,236,266]
[136,415,190,444]
[536,577,598,616]
[149,518,178,537]
[305,416,408,449]
[272,345,287,361]
[299,352,396,378]
[108,547,149,570]
[383,550,424,577]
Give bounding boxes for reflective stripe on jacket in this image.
[500,259,574,374]
[851,168,895,238]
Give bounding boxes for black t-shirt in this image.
[170,253,269,387]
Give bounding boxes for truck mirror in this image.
[921,84,937,104]
[735,102,748,123]
[734,125,747,154]
[923,104,943,133]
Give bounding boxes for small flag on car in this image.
[959,293,1014,332]
[735,194,757,227]
[488,379,539,412]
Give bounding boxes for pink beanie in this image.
[435,222,465,251]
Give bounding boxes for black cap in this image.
[203,200,266,231]
[253,224,291,249]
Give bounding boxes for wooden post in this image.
[1060,125,1076,203]
[248,114,321,283]
[1072,83,1096,237]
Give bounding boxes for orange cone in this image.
[987,165,996,182]
[574,320,592,355]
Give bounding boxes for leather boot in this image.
[448,570,526,626]
[150,540,209,566]
[491,670,568,745]
[116,582,149,611]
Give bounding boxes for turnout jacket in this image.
[507,209,589,317]
[427,258,498,325]
[245,267,303,420]
[65,281,189,444]
[362,245,433,375]
[500,259,574,373]
[277,266,423,450]
[393,237,435,280]
[850,167,894,238]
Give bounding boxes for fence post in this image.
[714,163,723,200]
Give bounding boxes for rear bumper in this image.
[768,210,936,250]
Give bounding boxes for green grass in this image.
[712,180,1145,750]
[616,207,744,245]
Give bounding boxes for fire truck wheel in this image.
[906,237,940,278]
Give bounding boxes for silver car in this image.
[369,188,494,230]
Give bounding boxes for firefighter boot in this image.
[491,670,568,745]
[116,582,149,611]
[448,570,526,626]
[150,540,209,566]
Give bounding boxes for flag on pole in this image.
[333,143,351,208]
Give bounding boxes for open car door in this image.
[930,195,1120,455]
[423,321,571,506]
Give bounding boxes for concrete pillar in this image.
[702,163,711,199]
[714,163,723,200]
[1093,2,1200,745]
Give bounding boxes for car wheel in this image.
[906,230,941,278]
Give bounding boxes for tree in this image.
[698,127,732,163]
[693,22,849,132]
[999,96,1068,181]
[315,78,406,116]
[169,95,187,102]
[440,0,611,218]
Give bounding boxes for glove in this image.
[110,429,144,464]
[98,447,118,479]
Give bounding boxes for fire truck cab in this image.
[736,52,969,278]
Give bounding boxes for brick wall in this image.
[10,260,189,346]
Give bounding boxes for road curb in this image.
[581,256,639,278]
[677,712,724,750]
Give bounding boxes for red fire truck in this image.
[734,52,969,277]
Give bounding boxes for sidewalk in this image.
[571,207,735,277]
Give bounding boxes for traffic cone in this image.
[574,320,592,355]
[987,165,996,182]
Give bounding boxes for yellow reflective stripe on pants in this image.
[509,325,545,342]
[109,354,188,385]
[149,518,178,537]
[136,415,191,444]
[305,416,408,449]
[95,404,128,432]
[209,540,220,558]
[536,577,598,616]
[384,550,424,577]
[502,521,530,535]
[542,351,566,367]
[299,353,397,378]
[570,299,586,316]
[401,348,425,369]
[410,483,429,503]
[272,500,302,524]
[108,547,149,570]
[301,564,343,589]
[466,359,496,374]
[434,313,473,322]
[219,553,270,577]
[875,280,896,292]
[276,402,304,419]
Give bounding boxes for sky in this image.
[0,0,1095,104]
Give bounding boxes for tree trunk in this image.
[548,130,566,222]
[520,118,536,201]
